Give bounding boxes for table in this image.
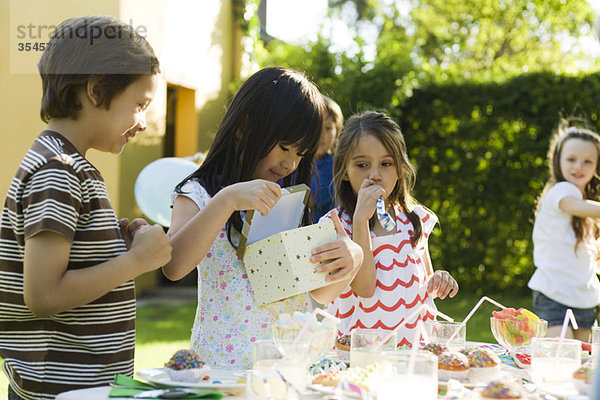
[55,385,329,399]
[55,386,248,400]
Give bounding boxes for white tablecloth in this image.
[55,386,247,400]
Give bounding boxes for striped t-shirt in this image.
[0,131,135,399]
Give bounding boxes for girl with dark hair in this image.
[528,118,600,341]
[163,67,363,368]
[322,110,458,347]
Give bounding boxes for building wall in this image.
[1,0,238,291]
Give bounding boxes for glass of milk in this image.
[378,350,438,400]
[530,337,581,386]
[591,326,600,367]
[247,339,308,400]
[350,329,397,368]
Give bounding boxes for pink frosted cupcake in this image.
[164,349,208,382]
[438,351,470,382]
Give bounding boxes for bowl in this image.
[490,316,547,350]
[272,322,338,364]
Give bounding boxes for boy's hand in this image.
[427,270,459,299]
[119,218,149,250]
[129,224,172,273]
[310,210,363,281]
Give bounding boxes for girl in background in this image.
[528,118,600,341]
[322,110,458,346]
[162,67,363,368]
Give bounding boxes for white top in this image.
[528,181,600,308]
[172,180,312,369]
[321,204,438,347]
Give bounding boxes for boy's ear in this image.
[86,76,104,107]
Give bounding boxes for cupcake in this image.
[422,342,448,356]
[336,334,351,351]
[335,334,351,361]
[465,348,501,383]
[572,364,593,395]
[438,351,470,382]
[163,349,208,382]
[481,380,524,399]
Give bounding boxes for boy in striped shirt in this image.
[0,16,172,399]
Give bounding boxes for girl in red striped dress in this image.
[320,110,459,347]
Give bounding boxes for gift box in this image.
[237,184,344,306]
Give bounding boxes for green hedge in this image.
[394,71,600,294]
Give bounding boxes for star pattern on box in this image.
[243,220,339,305]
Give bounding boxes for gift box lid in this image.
[237,184,311,258]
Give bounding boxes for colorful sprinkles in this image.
[336,334,351,348]
[422,342,448,356]
[164,349,206,370]
[464,348,500,368]
[481,380,523,399]
[573,366,592,384]
[438,352,469,371]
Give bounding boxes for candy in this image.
[376,198,395,232]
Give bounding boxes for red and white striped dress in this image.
[320,204,438,347]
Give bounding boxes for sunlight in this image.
[266,0,327,43]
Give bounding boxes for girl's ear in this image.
[342,170,349,181]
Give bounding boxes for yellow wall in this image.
[0,0,121,204]
[1,0,238,291]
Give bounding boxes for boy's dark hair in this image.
[333,110,425,247]
[176,66,325,248]
[38,16,160,122]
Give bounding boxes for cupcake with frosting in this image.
[572,364,593,395]
[438,351,470,382]
[464,348,501,383]
[164,349,208,382]
[422,342,448,356]
[481,380,524,399]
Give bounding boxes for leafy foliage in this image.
[396,71,600,294]
[248,0,600,293]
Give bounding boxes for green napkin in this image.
[109,374,224,399]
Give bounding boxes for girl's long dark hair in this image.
[175,67,325,247]
[332,110,425,247]
[538,118,600,247]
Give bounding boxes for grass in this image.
[0,292,533,396]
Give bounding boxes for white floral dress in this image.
[172,180,312,369]
[321,205,438,347]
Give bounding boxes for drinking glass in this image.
[246,339,308,400]
[530,337,581,385]
[591,326,600,367]
[426,320,466,352]
[379,350,438,400]
[350,329,396,368]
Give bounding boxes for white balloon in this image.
[134,158,198,226]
